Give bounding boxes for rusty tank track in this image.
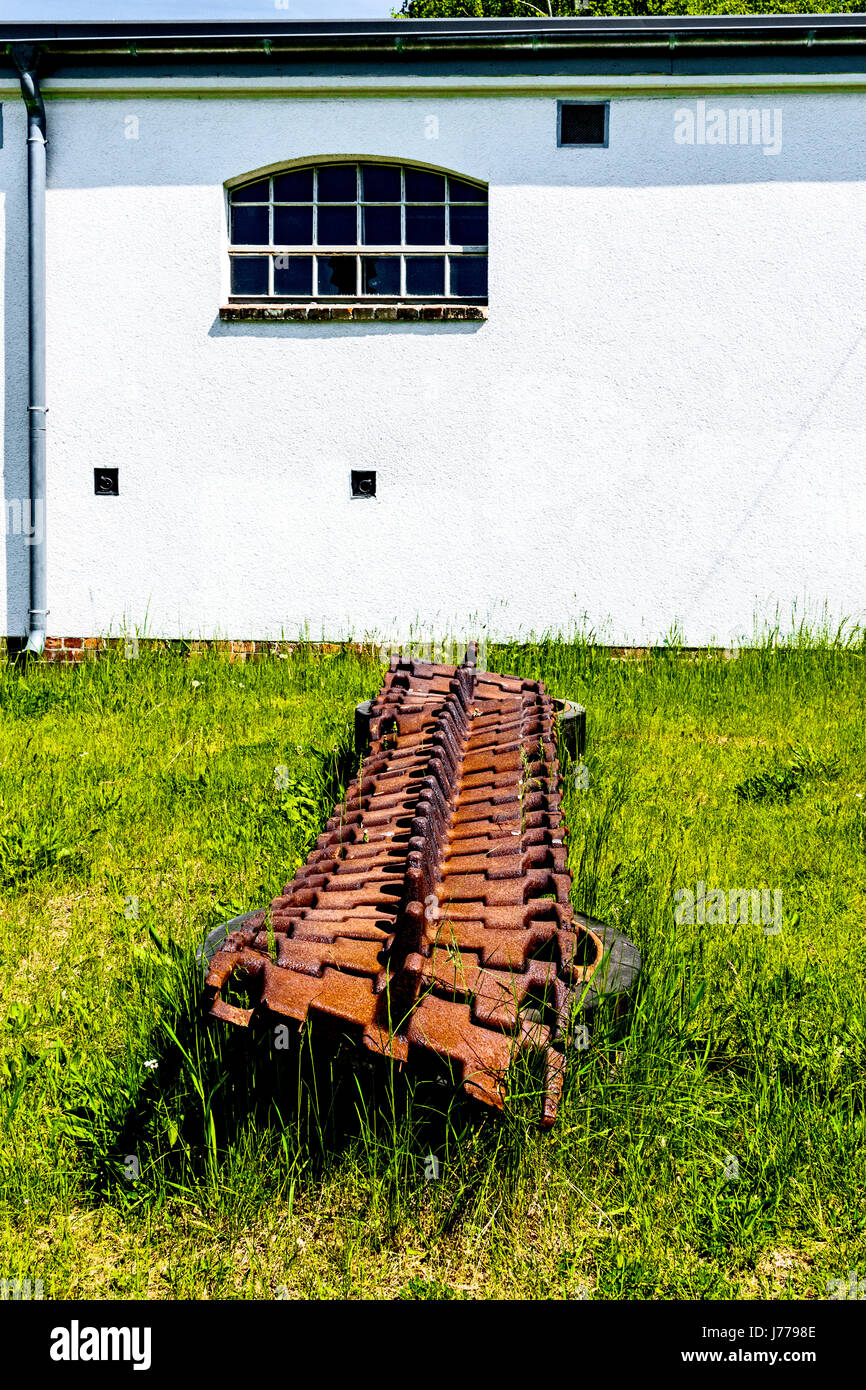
[205,645,633,1126]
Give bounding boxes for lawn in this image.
[0,634,864,1300]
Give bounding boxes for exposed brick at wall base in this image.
[42,636,96,665]
[4,637,384,666]
[0,637,745,666]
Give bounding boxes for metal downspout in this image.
[11,46,48,657]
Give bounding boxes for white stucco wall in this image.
[2,82,865,645]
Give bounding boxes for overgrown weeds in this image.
[0,631,864,1299]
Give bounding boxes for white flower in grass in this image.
[191,680,201,689]
[144,1059,158,1070]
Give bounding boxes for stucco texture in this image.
[2,91,864,644]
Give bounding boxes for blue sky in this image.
[0,1,397,20]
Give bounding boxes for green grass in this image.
[0,632,864,1300]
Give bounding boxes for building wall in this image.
[2,86,865,645]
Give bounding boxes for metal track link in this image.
[205,644,624,1126]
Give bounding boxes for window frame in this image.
[226,159,489,305]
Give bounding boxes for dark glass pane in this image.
[405,169,445,201]
[449,204,488,246]
[273,168,314,201]
[274,205,313,245]
[362,257,400,296]
[317,164,357,201]
[405,257,445,297]
[362,205,401,245]
[274,255,313,296]
[317,205,357,246]
[231,256,269,295]
[361,164,401,201]
[406,204,445,246]
[449,176,487,203]
[231,204,269,245]
[232,178,269,204]
[317,256,357,296]
[449,256,487,298]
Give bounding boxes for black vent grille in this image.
[559,102,608,147]
[351,470,376,499]
[94,468,119,496]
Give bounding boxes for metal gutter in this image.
[10,45,47,657]
[4,16,866,57]
[4,18,866,79]
[0,17,866,39]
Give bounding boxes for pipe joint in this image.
[11,48,48,135]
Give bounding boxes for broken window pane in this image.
[362,257,400,295]
[317,255,358,296]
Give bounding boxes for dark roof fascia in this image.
[3,15,866,48]
[4,17,866,81]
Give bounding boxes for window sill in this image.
[220,302,487,323]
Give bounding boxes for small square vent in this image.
[94,467,119,496]
[351,470,376,499]
[559,102,608,147]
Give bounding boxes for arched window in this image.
[228,160,488,302]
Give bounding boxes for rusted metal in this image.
[205,644,639,1126]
